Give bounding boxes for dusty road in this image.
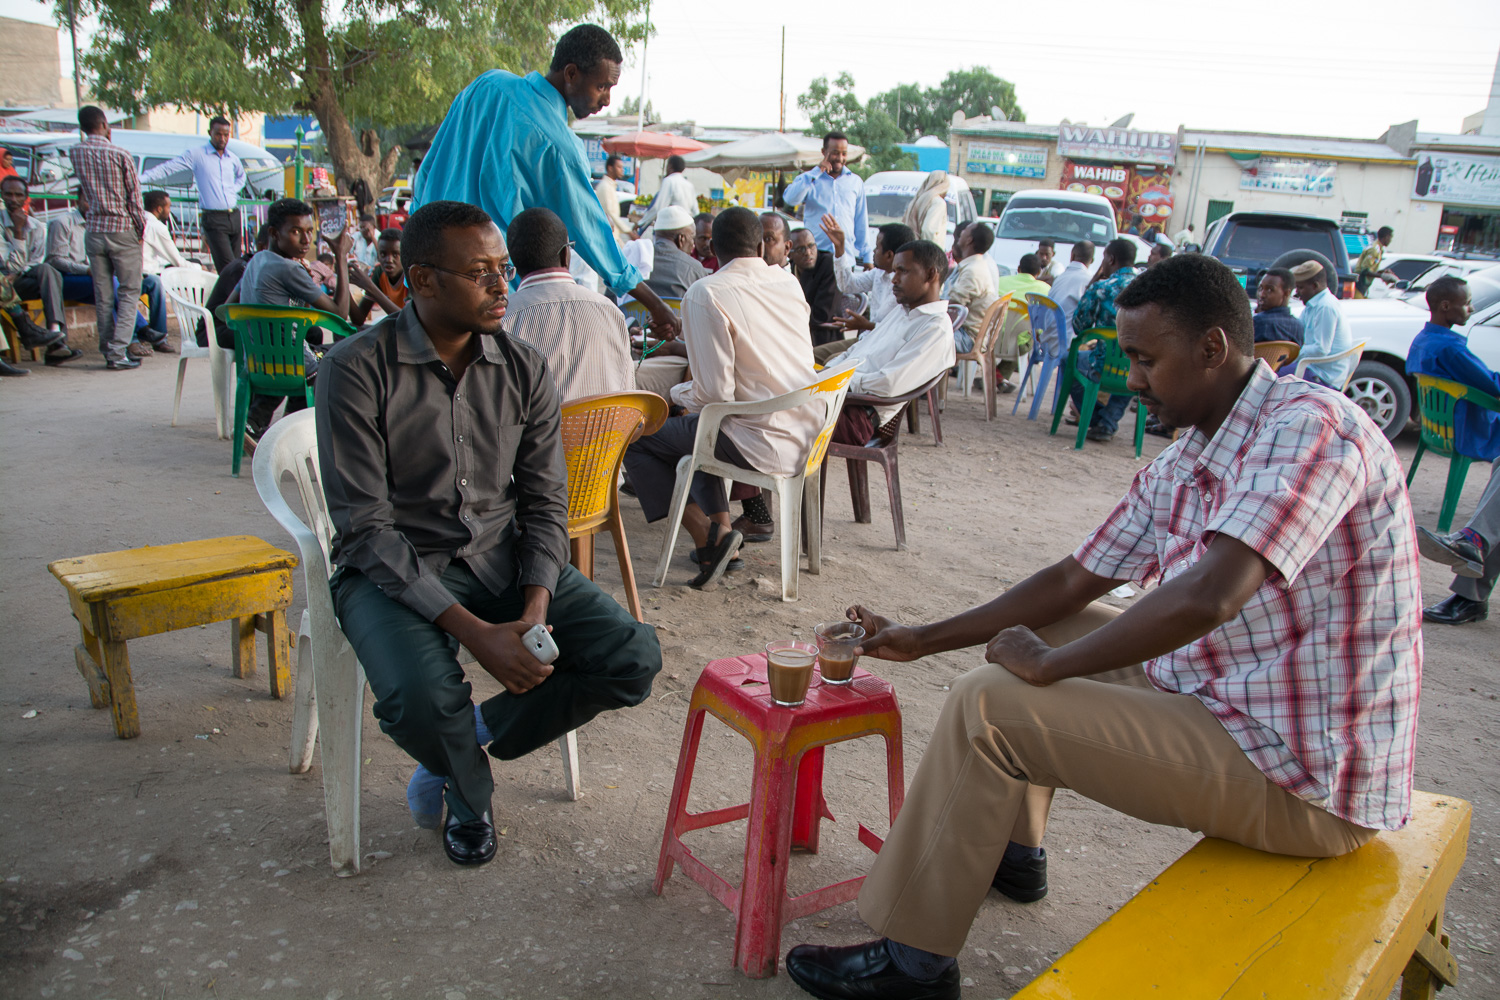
[2,345,1496,999]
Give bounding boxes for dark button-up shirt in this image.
[1253,305,1304,346]
[316,303,570,621]
[796,249,840,345]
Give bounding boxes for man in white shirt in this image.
[813,216,915,365]
[1048,241,1094,331]
[826,239,956,445]
[947,223,999,352]
[1289,260,1357,389]
[635,155,697,235]
[504,207,634,402]
[352,215,382,268]
[623,207,819,589]
[142,191,198,275]
[595,154,635,246]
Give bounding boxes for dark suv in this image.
[1201,211,1354,297]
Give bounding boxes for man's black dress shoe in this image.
[1423,594,1488,626]
[443,809,497,866]
[0,357,29,376]
[992,849,1048,902]
[786,940,960,1000]
[44,347,84,366]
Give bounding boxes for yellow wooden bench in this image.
[49,536,298,739]
[1012,790,1469,1000]
[1,295,153,363]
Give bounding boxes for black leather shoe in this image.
[106,357,142,371]
[785,940,960,1000]
[992,849,1048,902]
[44,347,84,366]
[1423,594,1488,626]
[1417,527,1487,579]
[443,809,496,866]
[0,357,28,376]
[1085,427,1115,443]
[16,313,63,349]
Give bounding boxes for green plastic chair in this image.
[1407,374,1500,532]
[1048,327,1146,457]
[217,304,358,477]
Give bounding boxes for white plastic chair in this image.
[1294,340,1366,390]
[252,410,579,875]
[650,361,858,602]
[159,267,232,438]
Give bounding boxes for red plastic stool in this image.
[653,653,904,978]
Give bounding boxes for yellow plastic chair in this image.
[561,391,669,622]
[1253,340,1300,371]
[622,296,682,329]
[1407,374,1500,533]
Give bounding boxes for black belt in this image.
[200,208,237,215]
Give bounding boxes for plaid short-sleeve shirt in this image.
[1073,363,1422,830]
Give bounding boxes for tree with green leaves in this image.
[62,0,649,198]
[870,67,1026,143]
[797,73,913,177]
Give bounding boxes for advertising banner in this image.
[966,141,1048,178]
[1238,157,1336,197]
[1060,161,1174,234]
[1057,126,1176,166]
[582,138,633,178]
[1412,152,1500,208]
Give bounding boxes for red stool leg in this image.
[654,706,709,894]
[733,739,799,978]
[883,716,905,825]
[791,746,835,852]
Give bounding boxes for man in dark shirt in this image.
[790,227,840,346]
[316,200,661,867]
[692,211,719,272]
[1252,267,1304,346]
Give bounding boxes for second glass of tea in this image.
[765,640,818,707]
[813,621,865,685]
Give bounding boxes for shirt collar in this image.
[1176,361,1278,484]
[518,267,572,289]
[0,208,37,232]
[525,71,567,122]
[393,303,505,366]
[1420,321,1462,340]
[908,300,948,317]
[1309,288,1335,308]
[720,255,768,274]
[1260,305,1291,315]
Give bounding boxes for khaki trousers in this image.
[634,355,689,399]
[814,337,858,366]
[857,603,1377,956]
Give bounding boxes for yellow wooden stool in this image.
[49,536,298,739]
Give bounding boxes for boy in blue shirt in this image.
[1406,276,1500,624]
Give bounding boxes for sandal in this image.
[690,524,743,589]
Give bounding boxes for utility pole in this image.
[778,27,785,133]
[638,0,651,133]
[65,0,83,108]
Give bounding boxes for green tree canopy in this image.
[797,73,913,177]
[62,0,650,197]
[870,67,1025,143]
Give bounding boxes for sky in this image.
[4,0,1498,139]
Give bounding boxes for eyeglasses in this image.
[418,262,516,285]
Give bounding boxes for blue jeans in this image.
[1068,349,1131,436]
[139,273,167,336]
[60,274,147,333]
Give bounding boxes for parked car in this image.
[1201,211,1353,298]
[1337,263,1500,438]
[1368,255,1491,299]
[862,171,978,252]
[982,189,1118,277]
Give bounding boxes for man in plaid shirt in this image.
[784,253,1422,1000]
[68,105,164,369]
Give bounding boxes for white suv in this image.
[982,189,1118,277]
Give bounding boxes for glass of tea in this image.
[813,622,865,685]
[764,640,818,707]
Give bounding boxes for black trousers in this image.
[622,413,759,522]
[199,210,241,272]
[331,561,661,822]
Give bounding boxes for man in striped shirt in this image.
[68,106,151,369]
[784,253,1422,1000]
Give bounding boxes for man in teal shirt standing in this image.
[414,24,680,337]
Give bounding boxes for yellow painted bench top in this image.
[48,536,298,601]
[1013,790,1470,999]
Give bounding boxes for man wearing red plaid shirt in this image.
[784,253,1423,1000]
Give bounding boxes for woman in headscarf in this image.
[902,170,950,244]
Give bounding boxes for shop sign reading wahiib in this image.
[1057,126,1176,166]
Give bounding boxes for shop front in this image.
[1056,125,1177,237]
[1412,151,1500,254]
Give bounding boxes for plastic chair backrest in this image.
[972,294,1014,357]
[1079,328,1131,393]
[159,267,218,358]
[218,304,356,395]
[802,362,859,476]
[1294,340,1366,389]
[1414,374,1500,458]
[560,391,668,533]
[251,410,335,573]
[1026,293,1068,359]
[1253,340,1299,370]
[622,296,682,327]
[947,303,968,336]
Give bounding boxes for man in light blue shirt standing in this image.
[1287,260,1355,389]
[141,116,246,272]
[413,24,680,337]
[782,132,870,264]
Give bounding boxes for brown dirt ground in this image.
[2,338,1497,999]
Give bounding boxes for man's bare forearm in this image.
[911,557,1118,657]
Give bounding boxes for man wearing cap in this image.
[1287,260,1356,389]
[643,205,707,301]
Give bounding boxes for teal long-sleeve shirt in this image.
[412,70,642,296]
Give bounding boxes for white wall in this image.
[1172,151,1440,252]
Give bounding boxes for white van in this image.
[862,170,978,252]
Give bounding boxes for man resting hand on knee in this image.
[784,253,1422,1000]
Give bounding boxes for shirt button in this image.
[460,478,468,486]
[457,435,463,442]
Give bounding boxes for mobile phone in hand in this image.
[521,623,559,665]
